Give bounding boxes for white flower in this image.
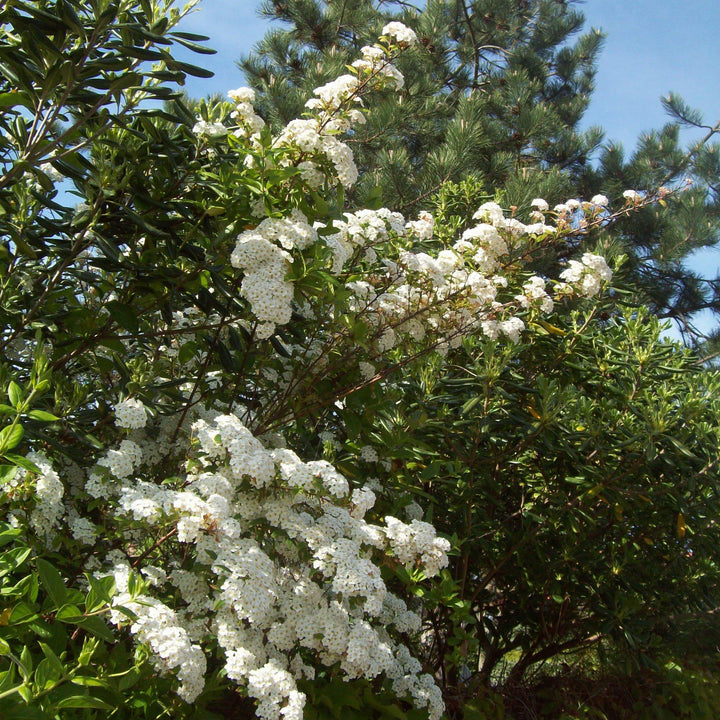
[114,398,147,429]
[530,198,549,213]
[228,87,256,103]
[381,21,418,46]
[591,194,609,207]
[499,317,525,344]
[39,162,63,183]
[360,446,378,463]
[557,253,612,298]
[192,119,227,138]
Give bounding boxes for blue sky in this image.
[174,0,719,335]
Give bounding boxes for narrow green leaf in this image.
[27,410,59,422]
[36,559,68,609]
[71,676,108,687]
[4,455,40,473]
[56,696,113,710]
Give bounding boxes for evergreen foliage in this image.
[240,0,720,342]
[0,2,718,719]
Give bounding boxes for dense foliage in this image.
[0,1,718,720]
[241,0,720,345]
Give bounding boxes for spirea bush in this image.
[0,2,668,718]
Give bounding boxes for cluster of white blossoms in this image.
[229,86,266,139]
[209,31,612,350]
[351,44,405,89]
[218,23,416,194]
[113,397,148,429]
[88,411,448,720]
[109,562,207,703]
[230,209,318,337]
[516,276,554,314]
[557,252,613,298]
[26,452,64,538]
[323,200,603,351]
[2,452,64,540]
[381,21,418,46]
[192,119,227,139]
[623,189,642,203]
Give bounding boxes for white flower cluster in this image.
[325,206,404,273]
[276,116,359,189]
[405,210,434,241]
[268,27,411,189]
[351,44,405,90]
[39,161,64,184]
[333,201,563,349]
[557,252,613,298]
[192,119,227,139]
[114,397,147,429]
[110,563,206,703]
[93,413,448,720]
[381,21,418,46]
[26,452,64,538]
[229,87,265,138]
[231,209,318,334]
[623,189,642,202]
[516,276,554,314]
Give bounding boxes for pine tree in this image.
[239,0,720,341]
[240,0,604,211]
[586,97,720,346]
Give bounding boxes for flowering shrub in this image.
[0,3,670,719]
[82,408,447,717]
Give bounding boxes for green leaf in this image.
[0,92,34,111]
[7,383,22,408]
[168,60,215,78]
[1,547,32,575]
[105,301,139,333]
[0,424,23,453]
[34,657,60,691]
[461,396,481,415]
[9,602,39,625]
[56,696,113,710]
[0,524,22,548]
[3,455,40,473]
[76,615,114,642]
[38,643,65,677]
[27,410,59,422]
[85,573,115,606]
[71,676,108,687]
[0,465,19,483]
[19,645,33,677]
[36,559,68,609]
[170,36,216,55]
[56,605,84,623]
